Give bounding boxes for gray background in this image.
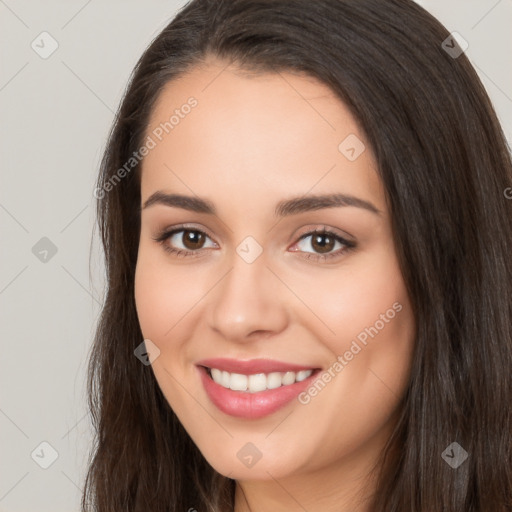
[1,1,511,511]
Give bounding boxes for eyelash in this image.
[153,225,357,262]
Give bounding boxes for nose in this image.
[206,251,289,343]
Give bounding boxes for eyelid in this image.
[153,223,356,261]
[154,222,218,244]
[293,224,355,244]
[154,223,354,246]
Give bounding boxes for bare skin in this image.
[134,56,416,512]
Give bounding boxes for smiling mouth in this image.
[197,361,322,419]
[201,366,321,393]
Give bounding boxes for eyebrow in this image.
[141,191,382,216]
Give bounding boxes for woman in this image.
[82,0,512,510]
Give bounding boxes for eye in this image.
[153,225,356,262]
[153,226,217,258]
[289,229,356,262]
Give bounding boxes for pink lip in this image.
[196,357,318,375]
[196,364,321,420]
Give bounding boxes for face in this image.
[134,57,416,485]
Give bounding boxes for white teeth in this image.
[248,373,267,392]
[282,371,295,386]
[267,372,282,389]
[210,368,231,387]
[221,370,230,388]
[208,368,314,392]
[296,370,312,382]
[211,368,222,382]
[230,373,248,391]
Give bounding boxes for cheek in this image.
[134,262,172,342]
[288,251,414,470]
[297,241,413,353]
[133,251,199,407]
[296,243,415,422]
[134,244,203,343]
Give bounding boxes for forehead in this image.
[141,58,384,213]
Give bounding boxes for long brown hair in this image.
[82,1,512,510]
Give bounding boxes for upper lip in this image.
[196,357,320,375]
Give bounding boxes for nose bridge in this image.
[207,246,288,341]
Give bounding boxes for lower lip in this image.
[197,365,320,419]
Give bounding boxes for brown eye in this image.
[154,227,218,257]
[310,233,336,254]
[290,229,356,262]
[182,229,206,250]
